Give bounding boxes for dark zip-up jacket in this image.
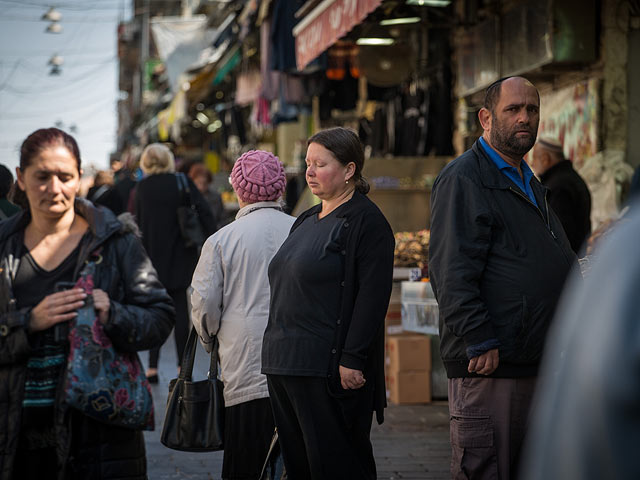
[263,191,395,423]
[429,140,577,378]
[0,199,175,480]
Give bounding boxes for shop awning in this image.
[293,0,383,70]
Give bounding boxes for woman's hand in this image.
[339,365,366,390]
[93,289,110,324]
[29,288,86,332]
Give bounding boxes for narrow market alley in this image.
[143,332,451,480]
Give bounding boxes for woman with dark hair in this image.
[0,128,174,479]
[262,127,395,479]
[134,144,216,382]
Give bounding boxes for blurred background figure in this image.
[188,162,223,231]
[530,137,592,255]
[107,156,137,215]
[86,169,114,208]
[0,164,21,220]
[134,144,216,382]
[521,203,640,480]
[627,165,640,207]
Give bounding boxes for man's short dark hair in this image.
[484,77,513,113]
[0,164,14,198]
[484,76,540,114]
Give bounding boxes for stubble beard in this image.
[490,116,537,159]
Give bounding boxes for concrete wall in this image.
[627,26,640,168]
[601,0,629,156]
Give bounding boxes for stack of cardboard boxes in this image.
[385,334,432,404]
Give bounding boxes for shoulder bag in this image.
[176,172,206,250]
[63,254,155,430]
[160,327,225,452]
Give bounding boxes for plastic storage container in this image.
[401,299,439,335]
[400,281,435,301]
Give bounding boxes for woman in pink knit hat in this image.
[190,150,294,480]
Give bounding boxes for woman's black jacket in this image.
[135,172,217,291]
[288,191,395,424]
[0,199,175,480]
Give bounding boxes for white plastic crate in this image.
[401,281,435,302]
[401,299,439,335]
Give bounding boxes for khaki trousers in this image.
[448,377,537,480]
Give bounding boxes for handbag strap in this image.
[176,173,194,208]
[179,327,219,382]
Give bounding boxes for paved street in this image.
[142,332,451,479]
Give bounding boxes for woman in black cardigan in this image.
[134,144,216,381]
[262,127,395,479]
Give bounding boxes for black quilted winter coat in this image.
[0,199,175,480]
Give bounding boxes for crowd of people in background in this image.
[2,79,640,479]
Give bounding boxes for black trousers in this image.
[266,375,376,480]
[222,397,276,480]
[149,288,189,368]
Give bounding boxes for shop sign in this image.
[294,0,382,70]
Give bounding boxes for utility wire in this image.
[3,95,114,119]
[0,15,121,22]
[0,56,117,94]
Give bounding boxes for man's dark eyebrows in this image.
[503,102,539,109]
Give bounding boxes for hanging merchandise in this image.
[358,43,415,88]
[236,69,263,106]
[260,18,280,101]
[318,44,359,120]
[270,0,305,72]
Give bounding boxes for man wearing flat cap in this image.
[531,138,592,254]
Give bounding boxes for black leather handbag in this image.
[175,173,206,250]
[160,328,225,452]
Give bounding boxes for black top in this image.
[13,234,82,440]
[13,234,82,310]
[262,208,345,376]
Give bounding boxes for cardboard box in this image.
[386,369,432,404]
[385,334,432,372]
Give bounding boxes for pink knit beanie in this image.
[230,150,286,203]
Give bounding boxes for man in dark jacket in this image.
[429,76,576,480]
[530,137,591,254]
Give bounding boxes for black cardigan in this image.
[264,191,395,423]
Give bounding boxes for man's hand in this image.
[339,365,366,390]
[468,348,499,375]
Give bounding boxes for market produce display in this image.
[394,229,430,269]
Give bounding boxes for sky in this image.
[0,0,132,176]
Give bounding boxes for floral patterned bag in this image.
[63,258,155,430]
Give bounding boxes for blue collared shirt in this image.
[479,136,538,207]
